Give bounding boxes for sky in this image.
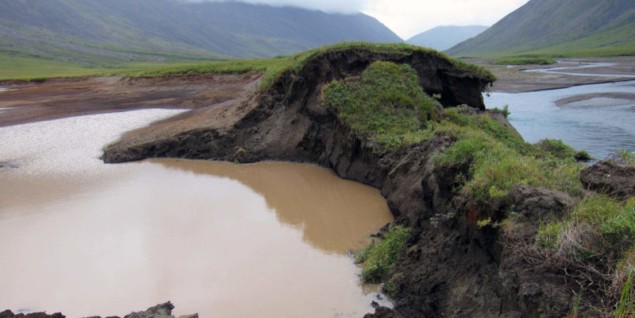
[190,0,531,39]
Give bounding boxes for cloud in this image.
[181,0,368,14]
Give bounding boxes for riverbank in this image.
[0,73,260,127]
[472,56,635,93]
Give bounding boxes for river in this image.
[0,110,393,317]
[485,78,635,159]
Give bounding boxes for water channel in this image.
[0,110,393,317]
[486,68,635,159]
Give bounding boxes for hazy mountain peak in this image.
[406,25,488,51]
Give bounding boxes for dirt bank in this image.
[100,47,587,317]
[0,73,261,127]
[473,56,635,93]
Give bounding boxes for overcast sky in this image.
[191,0,531,39]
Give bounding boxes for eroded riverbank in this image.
[0,110,393,317]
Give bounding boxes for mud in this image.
[0,73,261,127]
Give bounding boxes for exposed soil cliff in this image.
[101,47,581,317]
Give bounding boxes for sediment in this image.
[100,47,578,317]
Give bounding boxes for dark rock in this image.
[363,306,404,318]
[507,185,574,225]
[580,159,635,199]
[0,312,65,318]
[0,311,14,318]
[124,302,175,318]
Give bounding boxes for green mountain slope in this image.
[407,26,488,51]
[447,0,635,57]
[0,0,401,65]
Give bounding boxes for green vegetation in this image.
[538,196,635,253]
[448,0,635,58]
[0,0,401,63]
[1,42,494,94]
[322,61,441,150]
[0,55,112,81]
[619,150,635,166]
[138,42,494,90]
[535,139,589,161]
[356,225,411,283]
[434,110,582,203]
[493,57,556,65]
[490,105,511,118]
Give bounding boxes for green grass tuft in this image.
[356,225,410,283]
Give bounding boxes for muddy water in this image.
[0,111,393,317]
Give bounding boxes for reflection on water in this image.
[0,110,392,317]
[486,80,635,159]
[157,159,392,254]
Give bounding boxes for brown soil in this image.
[472,56,635,93]
[0,73,261,127]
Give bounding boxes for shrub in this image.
[490,105,511,118]
[356,225,411,283]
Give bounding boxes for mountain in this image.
[447,0,635,56]
[407,26,488,51]
[0,0,401,65]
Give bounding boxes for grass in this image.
[355,225,410,283]
[538,196,635,253]
[0,55,114,81]
[322,61,441,151]
[536,195,635,316]
[434,109,583,204]
[535,139,591,161]
[1,42,495,91]
[493,57,556,65]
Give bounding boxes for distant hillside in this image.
[448,0,635,57]
[0,0,401,65]
[407,26,487,51]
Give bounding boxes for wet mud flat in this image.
[472,56,635,93]
[0,73,260,127]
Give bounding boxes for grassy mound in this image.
[322,61,441,150]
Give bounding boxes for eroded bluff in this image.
[103,48,572,317]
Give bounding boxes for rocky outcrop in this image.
[580,159,635,199]
[0,311,64,318]
[101,48,577,317]
[1,302,198,318]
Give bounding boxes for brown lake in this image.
[0,110,393,317]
